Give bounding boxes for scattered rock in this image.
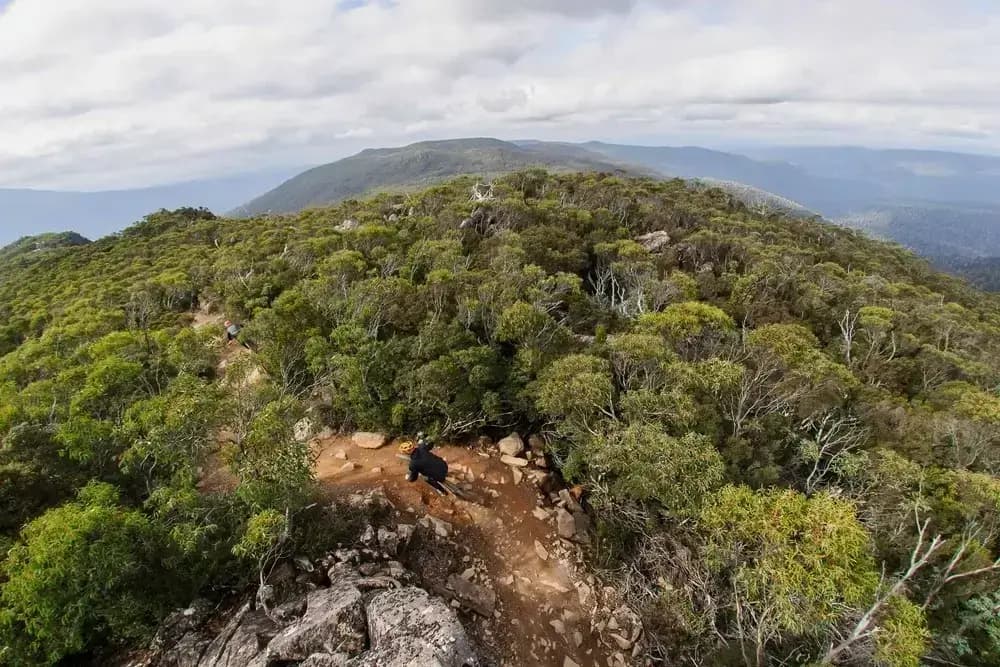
[512,467,523,485]
[361,587,477,667]
[430,517,452,538]
[201,604,279,667]
[528,433,546,452]
[419,516,452,538]
[335,462,357,475]
[396,523,415,545]
[378,528,399,555]
[447,574,497,617]
[266,583,367,661]
[532,507,550,521]
[272,598,307,624]
[549,619,566,634]
[563,657,581,667]
[573,511,592,541]
[559,489,583,513]
[534,540,549,561]
[151,599,213,651]
[500,455,529,468]
[336,219,359,232]
[159,631,211,667]
[371,467,382,473]
[352,432,389,449]
[476,435,493,449]
[300,653,352,667]
[332,449,348,460]
[294,418,317,443]
[497,432,525,457]
[314,426,335,440]
[556,508,577,540]
[293,556,315,573]
[575,582,594,607]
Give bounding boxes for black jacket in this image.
[407,447,448,482]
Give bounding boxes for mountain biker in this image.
[400,440,449,496]
[224,320,252,350]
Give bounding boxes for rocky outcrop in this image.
[150,506,477,667]
[335,219,359,232]
[360,587,477,667]
[200,604,279,667]
[265,584,366,661]
[446,574,496,617]
[635,230,671,253]
[293,418,317,443]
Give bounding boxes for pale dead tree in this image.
[798,411,869,494]
[860,329,898,372]
[124,287,158,332]
[824,506,945,665]
[921,523,1000,612]
[588,257,653,318]
[469,182,495,202]
[838,309,858,366]
[730,583,781,667]
[235,265,255,289]
[933,415,998,472]
[720,349,804,440]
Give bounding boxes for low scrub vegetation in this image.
[1,173,999,665]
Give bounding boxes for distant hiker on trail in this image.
[400,439,449,496]
[224,320,252,350]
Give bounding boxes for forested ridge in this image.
[2,171,1000,666]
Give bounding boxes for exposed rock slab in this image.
[266,583,366,662]
[300,652,352,667]
[446,574,497,617]
[200,604,278,667]
[362,587,476,667]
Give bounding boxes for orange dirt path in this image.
[313,435,609,667]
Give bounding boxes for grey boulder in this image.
[361,587,476,667]
[266,583,366,662]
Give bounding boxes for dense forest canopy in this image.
[1,173,1000,666]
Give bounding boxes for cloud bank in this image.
[1,0,999,188]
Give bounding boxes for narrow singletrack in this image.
[193,315,621,665]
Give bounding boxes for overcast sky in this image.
[2,0,999,190]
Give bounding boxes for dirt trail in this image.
[192,311,626,665]
[314,435,615,667]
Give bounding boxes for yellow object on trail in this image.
[398,440,416,455]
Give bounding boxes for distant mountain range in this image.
[230,138,637,217]
[5,137,1000,289]
[0,168,300,247]
[233,139,1000,286]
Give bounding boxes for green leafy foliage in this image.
[0,171,999,664]
[0,484,186,665]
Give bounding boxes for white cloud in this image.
[1,0,999,189]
